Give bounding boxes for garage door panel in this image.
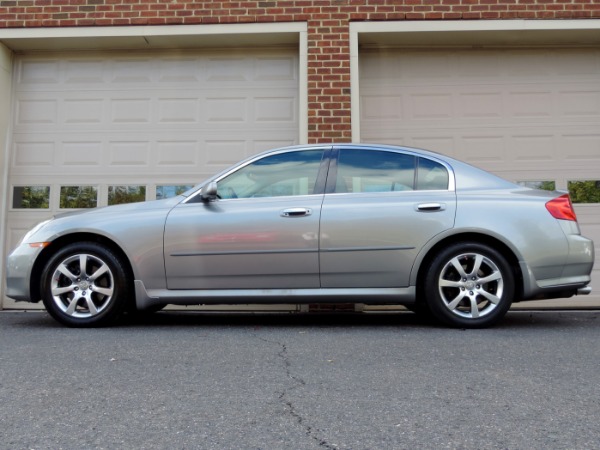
[360,47,600,304]
[3,48,299,309]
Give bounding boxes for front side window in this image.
[217,150,324,199]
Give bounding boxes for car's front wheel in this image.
[41,242,130,327]
[423,242,515,328]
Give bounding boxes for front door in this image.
[164,149,328,290]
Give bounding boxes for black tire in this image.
[41,242,131,327]
[423,242,514,328]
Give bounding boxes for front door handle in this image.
[416,203,445,212]
[281,208,312,217]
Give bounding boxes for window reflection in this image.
[518,181,556,191]
[60,186,98,209]
[156,185,193,200]
[12,186,50,209]
[108,185,146,205]
[217,150,324,199]
[568,180,600,204]
[335,150,449,193]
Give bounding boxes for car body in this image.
[5,143,594,328]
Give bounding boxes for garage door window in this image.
[60,186,98,209]
[108,185,146,205]
[568,181,600,203]
[12,186,50,209]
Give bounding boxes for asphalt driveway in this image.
[1,310,599,449]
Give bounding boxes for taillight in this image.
[546,194,577,222]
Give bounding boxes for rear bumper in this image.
[520,232,594,301]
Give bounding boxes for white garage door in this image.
[3,48,299,308]
[360,48,600,305]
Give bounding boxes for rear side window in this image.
[334,149,448,193]
[417,157,449,190]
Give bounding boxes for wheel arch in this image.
[30,232,135,303]
[414,232,525,303]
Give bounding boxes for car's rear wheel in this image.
[424,242,514,328]
[41,242,130,327]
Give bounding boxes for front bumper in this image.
[5,244,44,302]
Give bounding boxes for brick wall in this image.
[1,0,599,143]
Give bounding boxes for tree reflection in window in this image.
[108,186,146,205]
[12,186,50,209]
[60,186,98,209]
[156,185,193,200]
[517,181,556,191]
[568,180,600,204]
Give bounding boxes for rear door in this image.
[319,147,456,288]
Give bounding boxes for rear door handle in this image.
[281,208,312,217]
[416,203,445,212]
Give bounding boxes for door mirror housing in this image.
[200,181,218,202]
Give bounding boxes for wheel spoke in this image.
[85,297,99,315]
[447,291,467,311]
[479,289,501,305]
[440,279,463,288]
[478,271,502,285]
[89,263,109,281]
[52,285,75,296]
[79,254,88,277]
[469,298,480,318]
[471,254,484,277]
[66,297,79,315]
[56,263,77,281]
[450,257,468,279]
[93,286,113,297]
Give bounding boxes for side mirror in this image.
[200,181,218,202]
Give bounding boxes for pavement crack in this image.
[259,336,338,450]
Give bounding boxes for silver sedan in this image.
[6,144,594,328]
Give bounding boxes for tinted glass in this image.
[217,150,324,199]
[416,157,449,190]
[335,150,416,193]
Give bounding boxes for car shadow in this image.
[3,309,598,330]
[122,308,599,330]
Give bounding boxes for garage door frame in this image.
[0,22,308,308]
[350,19,600,142]
[350,19,600,307]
